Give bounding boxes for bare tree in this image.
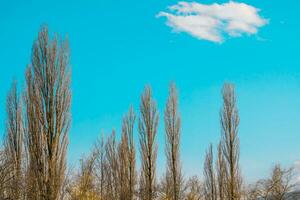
[119,127,130,200]
[157,172,172,200]
[139,86,159,200]
[249,164,296,200]
[4,80,23,199]
[121,107,137,200]
[203,144,216,200]
[0,149,14,199]
[216,142,225,200]
[164,83,183,200]
[69,153,98,200]
[105,130,119,200]
[220,83,242,200]
[269,164,295,200]
[185,176,204,200]
[24,26,71,200]
[139,169,146,200]
[94,133,106,199]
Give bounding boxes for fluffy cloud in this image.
[157,1,268,43]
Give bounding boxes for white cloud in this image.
[157,1,268,43]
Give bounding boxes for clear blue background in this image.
[0,0,300,182]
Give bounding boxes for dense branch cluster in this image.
[0,26,298,200]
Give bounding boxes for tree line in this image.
[0,26,297,200]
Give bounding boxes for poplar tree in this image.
[24,26,71,200]
[139,86,159,200]
[164,83,183,200]
[220,83,242,200]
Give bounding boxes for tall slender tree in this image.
[216,142,225,200]
[118,127,130,200]
[105,130,119,200]
[5,80,23,199]
[139,86,159,200]
[220,83,242,200]
[24,26,71,200]
[122,107,137,200]
[94,133,106,199]
[0,149,14,199]
[164,83,183,200]
[203,144,216,200]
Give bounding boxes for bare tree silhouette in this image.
[220,83,242,200]
[164,83,183,200]
[249,164,296,200]
[216,142,225,200]
[105,130,119,200]
[5,80,23,199]
[203,144,216,200]
[24,26,71,200]
[120,107,137,200]
[139,86,159,200]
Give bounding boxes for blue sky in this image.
[0,0,300,183]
